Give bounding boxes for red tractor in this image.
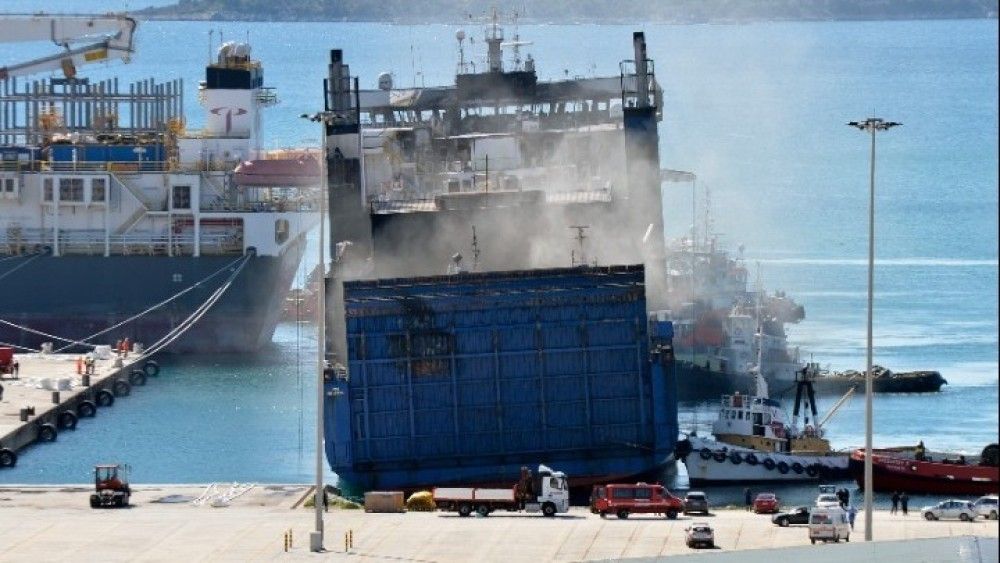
[90,464,131,508]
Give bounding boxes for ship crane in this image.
[0,13,137,80]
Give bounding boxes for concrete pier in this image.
[0,486,995,561]
[0,351,150,467]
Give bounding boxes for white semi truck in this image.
[433,465,570,517]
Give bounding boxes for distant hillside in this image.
[139,0,999,23]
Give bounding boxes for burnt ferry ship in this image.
[314,21,680,491]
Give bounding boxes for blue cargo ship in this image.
[324,265,677,491]
[315,22,675,491]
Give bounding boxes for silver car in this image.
[972,495,998,520]
[921,499,977,521]
[685,522,715,549]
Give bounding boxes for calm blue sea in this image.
[1,10,997,505]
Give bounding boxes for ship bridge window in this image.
[90,178,106,203]
[275,219,289,244]
[1,177,18,199]
[59,178,85,202]
[172,185,191,210]
[43,178,53,202]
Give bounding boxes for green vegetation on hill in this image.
[140,0,999,22]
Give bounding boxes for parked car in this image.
[753,492,779,514]
[772,506,811,527]
[815,493,841,508]
[972,495,998,520]
[685,522,715,549]
[683,491,710,515]
[921,499,978,521]
[809,507,850,544]
[590,482,684,519]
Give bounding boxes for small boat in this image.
[678,343,853,484]
[850,444,1000,495]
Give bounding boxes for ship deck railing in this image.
[1,229,243,256]
[368,188,612,214]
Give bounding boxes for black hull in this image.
[675,361,755,402]
[0,238,305,354]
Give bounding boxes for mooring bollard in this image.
[19,408,28,422]
[51,391,60,404]
[81,374,90,387]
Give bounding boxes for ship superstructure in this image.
[0,40,317,353]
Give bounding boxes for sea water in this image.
[0,16,996,503]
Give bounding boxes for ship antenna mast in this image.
[570,225,589,266]
[471,225,481,271]
[754,262,769,398]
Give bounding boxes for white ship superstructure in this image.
[1,40,318,353]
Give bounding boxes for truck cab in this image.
[590,482,683,519]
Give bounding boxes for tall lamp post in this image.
[301,111,331,552]
[847,117,900,541]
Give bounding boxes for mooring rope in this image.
[0,252,252,354]
[54,254,250,353]
[142,252,253,356]
[0,252,43,283]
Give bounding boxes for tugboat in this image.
[679,331,852,483]
[850,444,1000,495]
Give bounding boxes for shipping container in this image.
[325,265,677,493]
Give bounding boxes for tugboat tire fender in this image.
[96,389,115,407]
[129,370,147,386]
[57,410,78,430]
[112,379,131,397]
[0,448,16,468]
[745,453,759,466]
[791,462,804,474]
[77,400,97,417]
[763,458,776,471]
[806,464,819,477]
[777,461,790,474]
[713,451,727,463]
[729,452,743,465]
[699,448,713,460]
[38,423,57,442]
[143,360,160,378]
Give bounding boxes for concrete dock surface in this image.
[0,485,997,561]
[1,352,145,463]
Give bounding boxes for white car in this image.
[972,495,998,520]
[921,499,977,521]
[685,522,715,549]
[815,493,841,508]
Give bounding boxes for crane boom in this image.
[0,13,137,80]
[816,386,856,430]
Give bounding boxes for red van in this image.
[590,482,684,519]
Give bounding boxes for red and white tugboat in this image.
[681,363,853,484]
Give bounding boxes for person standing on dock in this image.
[900,492,909,516]
[848,505,857,530]
[744,488,752,511]
[891,491,900,514]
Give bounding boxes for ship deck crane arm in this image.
[816,386,856,431]
[0,13,137,80]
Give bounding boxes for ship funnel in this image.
[633,32,649,109]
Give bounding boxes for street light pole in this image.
[847,117,900,542]
[302,112,331,552]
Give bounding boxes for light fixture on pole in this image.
[301,111,332,552]
[847,116,900,542]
